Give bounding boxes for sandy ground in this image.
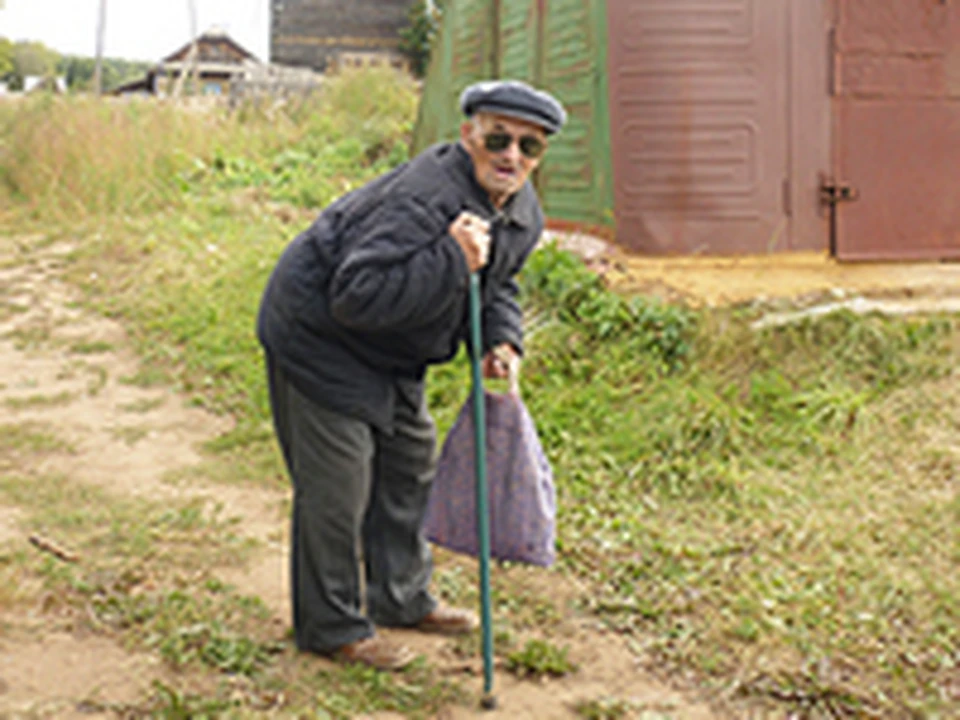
[546,231,960,308]
[0,241,722,718]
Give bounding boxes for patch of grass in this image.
[119,396,167,414]
[0,474,254,574]
[0,422,74,459]
[120,366,173,389]
[85,363,109,396]
[3,390,76,410]
[309,657,466,719]
[505,639,578,679]
[575,697,663,720]
[109,425,150,446]
[3,323,53,350]
[0,300,30,322]
[69,339,115,354]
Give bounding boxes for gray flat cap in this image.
[460,80,567,135]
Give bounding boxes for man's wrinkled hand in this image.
[449,211,491,272]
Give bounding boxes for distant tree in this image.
[13,40,59,77]
[399,0,443,78]
[0,37,15,81]
[59,55,151,92]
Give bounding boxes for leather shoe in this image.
[415,605,479,635]
[332,636,417,671]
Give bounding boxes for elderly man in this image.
[256,80,566,670]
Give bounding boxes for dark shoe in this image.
[332,636,417,671]
[415,605,479,635]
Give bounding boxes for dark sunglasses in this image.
[483,131,546,159]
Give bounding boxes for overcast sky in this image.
[0,0,270,62]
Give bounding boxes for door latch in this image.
[820,179,859,205]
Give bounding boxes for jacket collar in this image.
[447,144,538,229]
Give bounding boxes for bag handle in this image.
[492,345,521,396]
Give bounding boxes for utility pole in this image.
[173,0,199,97]
[93,0,107,95]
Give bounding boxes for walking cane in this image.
[468,272,497,710]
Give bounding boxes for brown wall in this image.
[832,0,960,259]
[271,0,415,72]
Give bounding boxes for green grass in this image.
[69,339,115,354]
[4,390,77,410]
[1,68,957,718]
[119,396,167,414]
[0,422,74,459]
[506,639,578,679]
[59,224,958,715]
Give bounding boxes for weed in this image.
[109,425,150,446]
[505,639,578,679]
[0,423,74,459]
[310,657,465,719]
[4,390,76,410]
[69,339,115,354]
[119,396,166,414]
[575,697,660,720]
[144,680,233,719]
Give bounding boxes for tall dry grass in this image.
[0,67,419,223]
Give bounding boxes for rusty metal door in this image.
[606,0,792,254]
[832,0,960,260]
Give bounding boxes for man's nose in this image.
[502,140,522,163]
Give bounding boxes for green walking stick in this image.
[468,272,497,710]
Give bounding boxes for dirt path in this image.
[0,242,719,718]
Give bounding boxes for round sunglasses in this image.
[482,131,546,160]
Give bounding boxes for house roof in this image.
[163,28,260,65]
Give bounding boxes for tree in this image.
[0,37,15,81]
[399,0,443,78]
[59,55,150,92]
[13,40,59,78]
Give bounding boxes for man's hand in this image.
[483,343,520,392]
[449,211,491,272]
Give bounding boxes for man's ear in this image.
[459,120,475,144]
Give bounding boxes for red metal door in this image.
[833,0,960,260]
[607,0,791,254]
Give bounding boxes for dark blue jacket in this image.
[256,143,543,432]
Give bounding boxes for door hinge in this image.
[820,178,859,206]
[828,27,839,96]
[782,177,792,216]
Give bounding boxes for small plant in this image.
[69,339,114,354]
[505,639,578,679]
[575,697,636,720]
[146,681,233,719]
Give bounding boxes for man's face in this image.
[461,112,548,207]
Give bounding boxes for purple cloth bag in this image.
[423,391,556,567]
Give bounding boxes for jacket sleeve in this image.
[482,274,524,355]
[328,198,471,332]
[481,229,540,355]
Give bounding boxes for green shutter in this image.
[412,0,615,231]
[413,0,496,152]
[538,0,612,227]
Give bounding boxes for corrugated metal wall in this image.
[413,0,614,232]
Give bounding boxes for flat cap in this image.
[460,80,567,135]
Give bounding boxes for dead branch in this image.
[28,534,80,563]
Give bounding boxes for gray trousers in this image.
[266,358,438,653]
